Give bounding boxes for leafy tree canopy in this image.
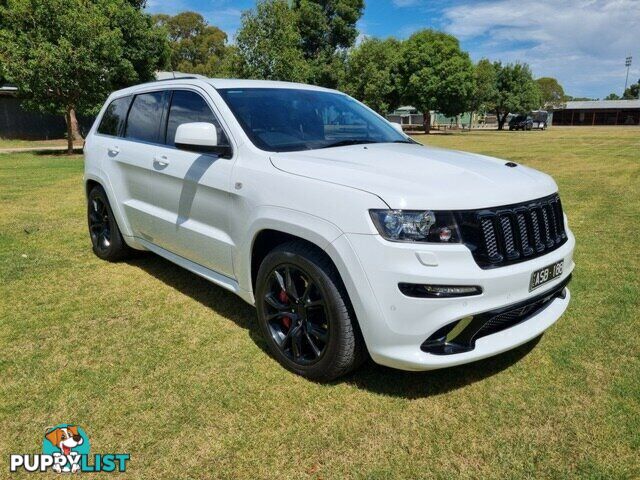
[235,0,309,82]
[399,29,474,131]
[293,0,364,57]
[153,11,228,76]
[565,95,597,101]
[290,0,363,88]
[470,58,497,113]
[536,76,565,109]
[0,0,169,151]
[605,92,621,100]
[342,37,402,114]
[491,62,540,129]
[623,78,639,99]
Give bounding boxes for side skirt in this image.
[136,238,254,305]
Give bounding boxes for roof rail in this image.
[152,76,200,82]
[154,71,208,81]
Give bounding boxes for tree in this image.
[399,30,474,133]
[536,77,565,109]
[605,92,621,100]
[294,0,363,57]
[102,1,170,90]
[1,0,168,152]
[293,0,364,88]
[235,0,309,82]
[623,78,639,99]
[565,95,597,101]
[0,1,9,85]
[491,62,540,130]
[153,12,229,76]
[342,37,402,113]
[467,59,497,126]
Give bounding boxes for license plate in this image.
[529,260,564,291]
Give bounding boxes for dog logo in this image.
[43,424,90,473]
[10,423,129,474]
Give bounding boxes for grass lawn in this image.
[0,138,68,150]
[1,127,638,478]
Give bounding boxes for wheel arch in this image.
[236,208,342,295]
[85,178,102,197]
[250,229,341,296]
[249,227,371,363]
[83,174,136,241]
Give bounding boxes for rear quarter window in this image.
[97,96,132,137]
[125,91,166,143]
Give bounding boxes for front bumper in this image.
[329,227,575,371]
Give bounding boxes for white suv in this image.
[84,78,575,380]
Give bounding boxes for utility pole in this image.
[624,56,632,95]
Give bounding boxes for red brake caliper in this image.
[279,290,291,329]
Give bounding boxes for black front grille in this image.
[456,193,567,269]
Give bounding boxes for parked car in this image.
[84,78,575,380]
[531,110,549,130]
[509,115,533,130]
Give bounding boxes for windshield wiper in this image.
[318,139,379,149]
[392,139,417,144]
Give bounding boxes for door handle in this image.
[153,155,169,167]
[108,146,119,156]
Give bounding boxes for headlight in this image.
[369,210,461,243]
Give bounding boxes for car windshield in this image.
[217,88,409,152]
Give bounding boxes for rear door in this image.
[147,88,235,277]
[93,93,156,239]
[114,90,169,240]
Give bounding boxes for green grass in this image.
[0,138,68,149]
[1,127,638,479]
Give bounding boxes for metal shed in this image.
[553,99,640,126]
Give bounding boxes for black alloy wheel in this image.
[87,185,131,261]
[263,264,330,365]
[255,241,366,381]
[89,196,112,254]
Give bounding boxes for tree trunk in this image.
[64,106,83,154]
[497,111,507,130]
[468,111,474,130]
[423,111,431,134]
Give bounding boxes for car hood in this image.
[270,142,557,210]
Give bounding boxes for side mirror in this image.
[390,122,404,135]
[175,122,232,158]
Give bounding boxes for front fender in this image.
[234,206,345,298]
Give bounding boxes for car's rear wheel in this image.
[255,241,366,381]
[87,185,132,261]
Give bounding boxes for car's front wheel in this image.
[255,241,366,381]
[87,185,132,261]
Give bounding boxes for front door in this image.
[147,89,235,278]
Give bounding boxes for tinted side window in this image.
[125,92,165,143]
[97,96,132,136]
[165,90,228,147]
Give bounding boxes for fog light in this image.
[398,283,482,298]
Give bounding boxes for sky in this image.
[146,0,640,99]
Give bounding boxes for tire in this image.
[87,185,132,261]
[255,241,367,381]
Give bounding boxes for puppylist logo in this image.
[9,424,130,473]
